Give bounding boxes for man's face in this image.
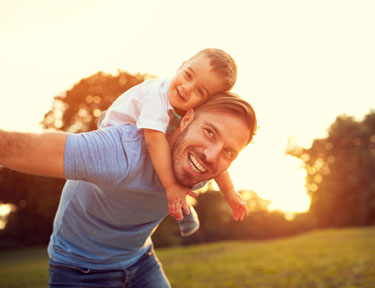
[172,109,250,187]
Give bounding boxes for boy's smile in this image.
[168,54,226,115]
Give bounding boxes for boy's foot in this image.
[178,206,200,237]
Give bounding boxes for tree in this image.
[41,70,152,132]
[287,111,375,227]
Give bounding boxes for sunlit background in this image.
[0,0,374,216]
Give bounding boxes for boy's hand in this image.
[224,190,249,222]
[166,184,198,220]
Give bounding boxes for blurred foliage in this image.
[287,111,375,228]
[152,190,311,248]
[0,168,65,247]
[41,70,153,132]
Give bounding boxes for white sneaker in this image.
[178,206,200,237]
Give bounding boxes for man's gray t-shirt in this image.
[48,124,169,269]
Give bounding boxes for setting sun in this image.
[231,149,310,214]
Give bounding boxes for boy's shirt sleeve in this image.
[100,83,144,128]
[64,126,130,187]
[136,81,171,133]
[102,79,171,133]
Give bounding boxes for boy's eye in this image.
[184,71,192,80]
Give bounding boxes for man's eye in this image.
[204,128,214,138]
[197,88,205,97]
[227,151,234,158]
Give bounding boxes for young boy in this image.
[99,48,248,236]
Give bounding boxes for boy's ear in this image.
[179,108,195,131]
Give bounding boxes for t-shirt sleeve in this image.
[192,181,208,191]
[64,127,129,187]
[136,87,170,133]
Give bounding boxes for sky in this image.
[0,0,374,213]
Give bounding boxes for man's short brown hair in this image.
[195,91,257,144]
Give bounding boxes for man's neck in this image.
[166,127,179,151]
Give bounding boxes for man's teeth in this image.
[189,154,207,173]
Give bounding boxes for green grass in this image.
[1,227,374,288]
[0,246,49,288]
[159,227,375,288]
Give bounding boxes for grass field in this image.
[1,227,374,288]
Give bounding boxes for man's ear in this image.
[179,108,195,131]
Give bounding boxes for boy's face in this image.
[168,54,226,114]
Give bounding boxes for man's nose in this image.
[204,144,222,164]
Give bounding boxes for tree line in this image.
[1,71,374,249]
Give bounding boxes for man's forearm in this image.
[0,130,67,178]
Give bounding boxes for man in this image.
[0,92,257,288]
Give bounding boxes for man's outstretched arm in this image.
[0,130,67,178]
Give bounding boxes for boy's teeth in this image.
[177,88,185,100]
[189,154,207,173]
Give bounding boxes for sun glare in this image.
[277,159,307,205]
[0,204,16,230]
[262,156,310,213]
[231,140,311,215]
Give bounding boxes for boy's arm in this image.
[214,171,235,192]
[0,130,67,178]
[143,129,197,220]
[214,171,248,221]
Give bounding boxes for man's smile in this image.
[188,153,207,173]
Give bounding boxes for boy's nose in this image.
[183,82,193,94]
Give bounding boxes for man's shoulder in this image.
[66,124,150,185]
[101,124,144,143]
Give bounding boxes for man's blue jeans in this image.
[48,249,171,288]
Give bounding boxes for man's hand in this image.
[166,183,198,220]
[224,190,249,222]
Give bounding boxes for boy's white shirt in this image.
[101,78,173,132]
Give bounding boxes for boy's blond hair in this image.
[195,91,257,144]
[189,48,237,91]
